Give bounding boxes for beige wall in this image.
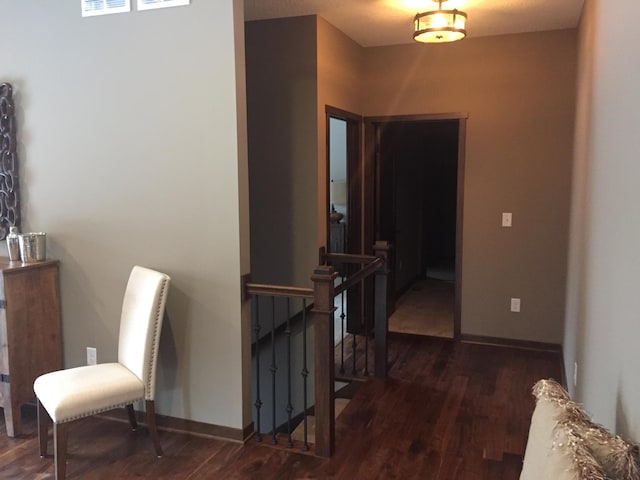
[564,0,596,400]
[1,0,251,431]
[565,0,640,441]
[362,31,577,343]
[245,16,319,288]
[316,17,364,246]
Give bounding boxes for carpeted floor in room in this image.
[389,277,455,338]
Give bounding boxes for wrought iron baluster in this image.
[253,296,262,442]
[363,279,370,376]
[352,330,358,375]
[339,272,346,375]
[285,298,293,448]
[270,296,277,445]
[301,298,309,451]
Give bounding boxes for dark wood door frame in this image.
[325,106,362,256]
[364,112,468,340]
[326,106,364,333]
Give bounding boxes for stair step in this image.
[290,397,350,444]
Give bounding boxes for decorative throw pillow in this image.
[520,383,606,480]
[579,425,640,480]
[526,379,640,480]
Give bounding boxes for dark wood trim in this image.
[373,241,391,378]
[365,112,469,123]
[323,252,379,265]
[99,409,253,443]
[460,334,562,353]
[325,105,363,255]
[363,119,376,256]
[241,273,252,302]
[245,282,314,300]
[325,111,333,250]
[334,256,383,295]
[325,105,365,337]
[361,121,378,336]
[325,105,362,122]
[310,266,337,458]
[559,346,568,389]
[346,116,362,257]
[454,118,466,341]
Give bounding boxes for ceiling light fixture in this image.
[413,0,467,43]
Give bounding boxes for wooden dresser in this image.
[0,259,61,437]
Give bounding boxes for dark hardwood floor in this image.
[0,334,562,479]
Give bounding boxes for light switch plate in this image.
[502,212,513,227]
[510,298,521,312]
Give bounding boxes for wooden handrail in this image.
[334,256,384,296]
[245,281,314,299]
[246,252,383,300]
[322,252,379,265]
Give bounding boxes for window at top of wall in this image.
[137,0,190,11]
[81,0,131,17]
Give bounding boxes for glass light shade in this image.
[414,8,467,43]
[330,180,347,206]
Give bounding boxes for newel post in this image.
[374,241,391,378]
[311,265,336,458]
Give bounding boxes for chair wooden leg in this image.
[37,398,49,457]
[126,404,138,431]
[145,400,163,457]
[53,422,68,480]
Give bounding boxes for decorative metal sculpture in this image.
[0,83,20,240]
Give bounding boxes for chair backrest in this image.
[117,266,170,400]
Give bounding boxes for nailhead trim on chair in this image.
[145,277,168,401]
[58,397,144,424]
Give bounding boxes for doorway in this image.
[365,114,466,339]
[326,106,363,338]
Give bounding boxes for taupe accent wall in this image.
[1,0,251,430]
[565,0,640,442]
[363,31,577,344]
[317,17,364,247]
[245,16,319,288]
[245,15,363,283]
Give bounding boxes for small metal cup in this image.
[19,232,46,263]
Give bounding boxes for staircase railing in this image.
[243,240,390,458]
[322,240,391,379]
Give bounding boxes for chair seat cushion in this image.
[34,363,145,423]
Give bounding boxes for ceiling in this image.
[244,0,585,47]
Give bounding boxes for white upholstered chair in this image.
[33,266,170,480]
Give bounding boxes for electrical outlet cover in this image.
[87,347,97,365]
